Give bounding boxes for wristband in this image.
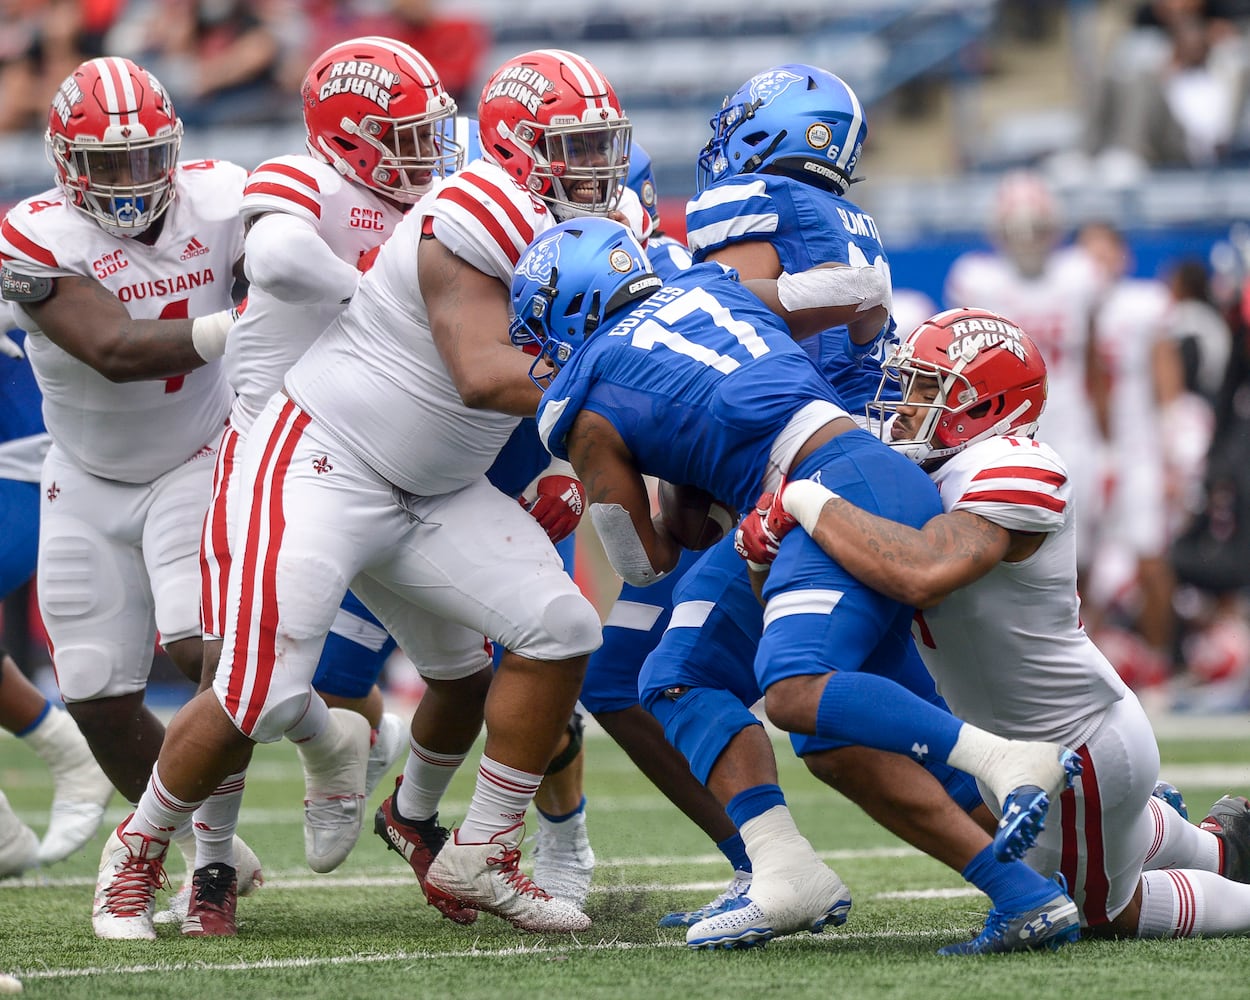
[191,308,234,362]
[780,479,839,535]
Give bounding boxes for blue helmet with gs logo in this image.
[510,218,661,387]
[696,63,867,195]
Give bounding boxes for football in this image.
[657,481,738,550]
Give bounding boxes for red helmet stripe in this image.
[354,35,442,88]
[94,57,138,127]
[534,48,613,111]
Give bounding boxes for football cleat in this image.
[1199,794,1250,883]
[992,749,1082,862]
[0,792,39,878]
[365,712,410,798]
[424,822,591,933]
[658,869,753,928]
[1152,780,1189,821]
[92,820,169,940]
[937,878,1081,955]
[31,708,115,865]
[155,834,263,925]
[685,862,851,950]
[532,807,596,910]
[298,707,372,873]
[374,777,476,924]
[181,863,237,937]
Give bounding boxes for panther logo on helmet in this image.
[516,231,561,284]
[747,68,804,108]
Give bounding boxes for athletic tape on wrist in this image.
[776,265,888,314]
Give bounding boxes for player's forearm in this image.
[89,318,216,381]
[244,212,358,305]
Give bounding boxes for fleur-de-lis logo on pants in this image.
[312,455,333,475]
[46,482,60,501]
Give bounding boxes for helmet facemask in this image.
[50,126,182,237]
[515,117,631,219]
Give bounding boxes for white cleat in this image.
[0,793,39,878]
[30,709,114,865]
[154,833,264,925]
[365,712,409,798]
[425,822,591,933]
[686,861,852,950]
[532,808,596,910]
[298,707,371,873]
[92,822,169,941]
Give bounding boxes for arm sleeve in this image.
[242,212,360,306]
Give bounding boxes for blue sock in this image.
[962,843,1057,911]
[717,832,752,873]
[536,795,586,824]
[725,784,785,830]
[15,699,51,738]
[815,672,963,763]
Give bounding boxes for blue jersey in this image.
[537,263,841,514]
[685,174,896,409]
[646,233,693,281]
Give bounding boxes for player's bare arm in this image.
[419,234,542,416]
[20,273,213,381]
[566,409,681,580]
[809,504,1015,608]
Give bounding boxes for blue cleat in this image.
[1152,780,1189,821]
[938,878,1081,956]
[685,864,851,950]
[993,749,1081,863]
[659,869,752,928]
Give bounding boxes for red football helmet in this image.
[45,56,182,237]
[992,170,1060,278]
[302,36,460,204]
[870,306,1048,464]
[477,48,631,219]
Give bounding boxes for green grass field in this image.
[2,710,1249,1000]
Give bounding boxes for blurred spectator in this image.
[109,0,288,127]
[1080,0,1250,182]
[301,1,491,107]
[1079,221,1184,688]
[0,0,121,134]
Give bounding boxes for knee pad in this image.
[519,590,603,661]
[55,642,142,701]
[545,711,585,776]
[643,684,761,785]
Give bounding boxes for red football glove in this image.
[522,474,585,543]
[733,486,798,569]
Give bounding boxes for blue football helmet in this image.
[696,63,867,195]
[510,218,662,387]
[626,141,660,238]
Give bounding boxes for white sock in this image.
[739,805,820,876]
[397,739,466,822]
[130,767,199,845]
[193,770,247,869]
[947,726,1065,805]
[457,755,542,843]
[1138,868,1250,937]
[1141,797,1222,872]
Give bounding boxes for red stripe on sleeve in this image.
[254,162,322,193]
[461,173,536,251]
[972,465,1066,487]
[1,218,58,268]
[959,488,1066,512]
[242,181,322,219]
[437,186,519,263]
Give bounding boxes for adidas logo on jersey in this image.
[180,237,210,261]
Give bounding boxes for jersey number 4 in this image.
[160,298,190,393]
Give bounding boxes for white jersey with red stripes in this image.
[285,156,554,496]
[0,161,244,483]
[913,435,1126,746]
[223,154,406,434]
